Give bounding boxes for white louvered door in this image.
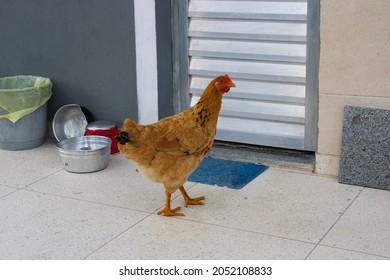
[186,0,319,151]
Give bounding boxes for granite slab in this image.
[338,106,390,190]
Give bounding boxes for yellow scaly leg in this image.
[158,191,184,216]
[179,186,205,207]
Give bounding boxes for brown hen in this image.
[116,75,235,216]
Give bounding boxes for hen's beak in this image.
[228,82,236,88]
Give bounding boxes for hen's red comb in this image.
[224,74,232,82]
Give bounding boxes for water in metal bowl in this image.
[56,136,111,173]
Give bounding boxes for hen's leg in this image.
[158,191,184,216]
[179,186,205,207]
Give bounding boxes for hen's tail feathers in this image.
[115,131,131,145]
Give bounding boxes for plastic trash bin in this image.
[0,75,52,150]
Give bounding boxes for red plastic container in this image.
[85,120,119,155]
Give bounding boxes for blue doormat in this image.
[188,157,268,189]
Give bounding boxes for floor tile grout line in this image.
[0,167,63,192]
[20,187,156,215]
[0,187,23,200]
[304,187,365,260]
[22,182,196,217]
[21,168,65,189]
[177,216,318,248]
[82,211,157,260]
[317,244,390,260]
[83,213,319,260]
[144,183,318,246]
[267,165,338,179]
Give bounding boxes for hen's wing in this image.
[154,121,212,156]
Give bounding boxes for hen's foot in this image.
[158,191,185,216]
[184,196,205,207]
[158,206,184,217]
[179,186,205,207]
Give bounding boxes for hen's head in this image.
[214,74,236,93]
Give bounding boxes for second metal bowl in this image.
[56,136,111,173]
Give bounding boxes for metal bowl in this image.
[56,136,111,173]
[52,104,88,142]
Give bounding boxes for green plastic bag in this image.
[0,76,52,123]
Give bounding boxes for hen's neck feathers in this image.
[190,82,223,129]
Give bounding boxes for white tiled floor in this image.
[0,139,389,260]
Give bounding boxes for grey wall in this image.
[0,0,138,124]
[155,0,174,119]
